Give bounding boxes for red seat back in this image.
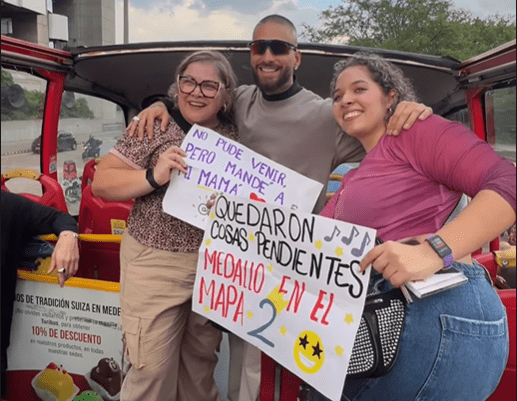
[487,287,516,401]
[1,169,68,213]
[81,158,99,193]
[260,353,301,401]
[474,253,516,401]
[77,185,133,282]
[78,185,133,235]
[474,252,499,284]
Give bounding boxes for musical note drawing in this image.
[341,226,360,246]
[351,232,371,257]
[324,226,341,242]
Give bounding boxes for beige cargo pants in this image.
[119,233,222,401]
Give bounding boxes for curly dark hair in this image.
[331,52,419,119]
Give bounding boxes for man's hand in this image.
[47,231,80,287]
[126,102,171,140]
[386,101,433,136]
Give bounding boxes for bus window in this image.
[57,93,125,215]
[446,108,470,129]
[486,86,516,163]
[486,86,516,250]
[1,68,46,196]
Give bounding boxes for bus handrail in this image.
[40,233,123,243]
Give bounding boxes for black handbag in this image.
[346,288,407,378]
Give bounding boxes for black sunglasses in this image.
[248,40,297,56]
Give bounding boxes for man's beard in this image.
[252,64,293,95]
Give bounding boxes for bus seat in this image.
[260,353,301,401]
[326,173,344,203]
[326,164,351,203]
[487,288,516,401]
[259,253,516,401]
[81,157,100,193]
[78,185,133,235]
[260,353,276,401]
[77,237,122,282]
[77,185,133,282]
[474,252,499,283]
[1,169,69,213]
[474,252,516,401]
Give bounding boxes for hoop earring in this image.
[222,104,228,113]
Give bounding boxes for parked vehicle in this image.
[1,34,515,401]
[31,131,77,154]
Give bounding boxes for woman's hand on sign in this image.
[154,146,188,186]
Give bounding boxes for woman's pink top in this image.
[320,115,516,241]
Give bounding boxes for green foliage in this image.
[60,98,95,119]
[1,88,44,121]
[1,70,95,121]
[1,69,15,86]
[301,0,516,60]
[492,87,516,145]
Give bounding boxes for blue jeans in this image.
[310,261,509,401]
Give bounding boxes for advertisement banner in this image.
[6,274,122,401]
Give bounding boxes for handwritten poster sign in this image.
[7,277,123,401]
[193,194,376,401]
[163,125,324,229]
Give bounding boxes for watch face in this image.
[428,235,452,258]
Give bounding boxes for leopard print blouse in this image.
[111,118,239,253]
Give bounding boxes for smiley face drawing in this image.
[293,330,325,374]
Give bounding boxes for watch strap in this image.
[146,168,163,190]
[443,253,454,268]
[426,235,454,268]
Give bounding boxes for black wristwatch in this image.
[426,235,454,268]
[146,168,165,190]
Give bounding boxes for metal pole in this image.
[124,0,129,44]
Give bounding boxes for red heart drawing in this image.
[249,193,266,203]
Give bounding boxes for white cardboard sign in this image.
[193,194,375,401]
[162,125,324,229]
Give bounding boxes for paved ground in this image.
[1,139,36,156]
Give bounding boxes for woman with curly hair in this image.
[312,52,516,400]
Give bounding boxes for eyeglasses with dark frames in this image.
[177,76,224,98]
[248,40,297,56]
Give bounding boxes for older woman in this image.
[314,53,516,400]
[92,51,238,401]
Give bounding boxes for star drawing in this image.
[298,334,309,349]
[312,342,323,359]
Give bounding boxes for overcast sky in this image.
[115,0,516,44]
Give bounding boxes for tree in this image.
[301,0,516,60]
[1,70,95,121]
[60,98,95,119]
[1,69,15,86]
